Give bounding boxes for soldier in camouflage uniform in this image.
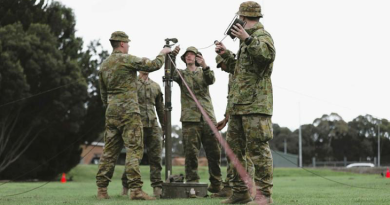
[171,46,223,193]
[120,71,165,198]
[215,1,276,204]
[96,31,171,200]
[211,56,255,199]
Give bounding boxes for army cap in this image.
[109,31,130,42]
[237,1,263,18]
[215,55,224,68]
[181,46,202,66]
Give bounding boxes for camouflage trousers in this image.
[96,114,144,189]
[122,125,163,188]
[227,114,273,196]
[182,120,222,186]
[223,145,254,188]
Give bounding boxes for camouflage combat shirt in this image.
[225,74,234,116]
[220,22,276,115]
[137,76,164,128]
[99,50,165,119]
[172,67,217,123]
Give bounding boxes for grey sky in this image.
[58,0,390,130]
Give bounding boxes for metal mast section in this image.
[163,38,177,180]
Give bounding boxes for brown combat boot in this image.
[221,191,251,204]
[130,188,156,200]
[153,187,162,198]
[210,186,233,198]
[247,194,273,205]
[97,187,110,199]
[121,187,129,196]
[207,183,222,193]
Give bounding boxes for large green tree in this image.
[311,113,349,161]
[347,115,390,163]
[270,124,295,154]
[0,0,106,179]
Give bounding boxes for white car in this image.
[346,163,375,168]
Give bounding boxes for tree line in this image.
[270,113,390,166]
[167,113,389,166]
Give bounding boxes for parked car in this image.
[346,163,375,168]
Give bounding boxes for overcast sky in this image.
[58,0,390,131]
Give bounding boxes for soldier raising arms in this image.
[215,1,276,204]
[96,31,171,200]
[171,46,223,194]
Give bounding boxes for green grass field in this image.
[0,165,389,204]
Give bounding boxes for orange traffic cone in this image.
[61,173,67,183]
[386,168,390,178]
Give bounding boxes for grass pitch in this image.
[0,165,389,204]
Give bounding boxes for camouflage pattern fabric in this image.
[142,124,163,187]
[96,114,144,189]
[96,50,165,189]
[227,114,273,195]
[136,77,164,187]
[182,121,222,186]
[225,74,234,116]
[172,65,221,186]
[136,76,165,128]
[237,1,263,17]
[122,124,163,188]
[221,74,254,189]
[180,46,201,67]
[172,67,217,122]
[218,22,275,196]
[223,139,254,188]
[98,50,165,114]
[215,55,224,68]
[219,22,275,116]
[120,76,164,188]
[215,56,233,117]
[110,31,130,42]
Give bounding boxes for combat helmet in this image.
[181,46,202,67]
[237,1,263,18]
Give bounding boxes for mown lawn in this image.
[0,165,389,204]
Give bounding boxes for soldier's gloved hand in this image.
[172,46,180,56]
[161,47,172,55]
[215,41,226,55]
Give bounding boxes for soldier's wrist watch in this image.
[202,66,210,71]
[245,36,253,45]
